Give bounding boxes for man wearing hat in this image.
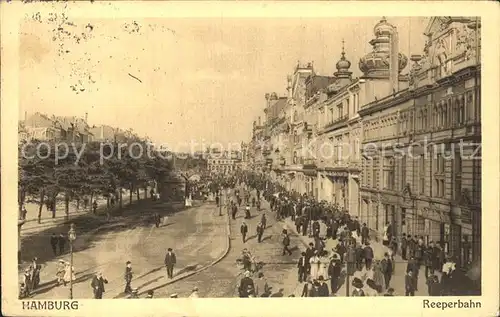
[317,276,329,297]
[297,252,307,282]
[164,248,176,279]
[124,261,133,294]
[351,277,365,296]
[237,271,254,298]
[328,254,342,294]
[240,221,248,243]
[91,272,108,299]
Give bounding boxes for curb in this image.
[131,209,232,297]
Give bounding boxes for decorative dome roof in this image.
[334,39,352,79]
[374,16,396,37]
[358,17,408,78]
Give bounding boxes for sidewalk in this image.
[21,191,143,235]
[282,217,429,296]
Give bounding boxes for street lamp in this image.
[68,223,76,300]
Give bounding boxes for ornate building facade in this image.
[359,16,481,265]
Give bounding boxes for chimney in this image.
[389,27,400,94]
[85,112,88,122]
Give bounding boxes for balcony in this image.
[321,114,348,133]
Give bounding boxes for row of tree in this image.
[18,136,174,224]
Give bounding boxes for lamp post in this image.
[68,223,76,300]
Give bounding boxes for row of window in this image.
[361,152,480,204]
[363,89,479,140]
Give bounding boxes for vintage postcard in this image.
[1,1,499,316]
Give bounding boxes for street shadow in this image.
[261,236,272,242]
[175,264,200,275]
[19,199,188,278]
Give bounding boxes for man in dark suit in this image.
[297,252,307,282]
[400,234,408,260]
[256,222,264,243]
[304,243,315,274]
[363,242,374,270]
[164,248,176,279]
[328,255,342,294]
[361,223,369,246]
[240,222,248,243]
[380,252,393,290]
[124,261,133,294]
[312,220,320,238]
[50,233,58,256]
[91,272,108,299]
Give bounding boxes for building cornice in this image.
[359,65,480,117]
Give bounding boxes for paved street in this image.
[152,187,302,298]
[24,200,228,299]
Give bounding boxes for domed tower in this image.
[334,39,352,79]
[358,17,408,79]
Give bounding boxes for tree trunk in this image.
[38,189,45,224]
[129,185,133,205]
[64,191,70,221]
[90,192,94,212]
[119,189,123,209]
[144,186,148,199]
[107,196,110,208]
[136,188,140,201]
[51,193,57,218]
[76,198,80,211]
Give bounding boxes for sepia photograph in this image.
[1,1,499,317]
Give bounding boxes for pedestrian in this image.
[92,200,98,214]
[309,251,320,280]
[295,216,302,233]
[312,220,320,238]
[56,259,66,285]
[351,277,365,296]
[361,223,369,245]
[401,234,408,260]
[317,276,329,297]
[406,256,420,291]
[405,271,416,296]
[237,271,254,298]
[245,204,251,219]
[231,204,237,220]
[301,216,309,236]
[260,213,266,229]
[50,233,58,256]
[189,286,200,298]
[328,255,342,294]
[371,261,385,293]
[423,245,433,278]
[164,248,176,279]
[254,272,269,297]
[297,252,307,282]
[124,261,133,294]
[301,277,315,297]
[363,242,374,271]
[30,258,41,290]
[63,261,75,286]
[282,230,292,256]
[426,274,441,296]
[22,268,32,296]
[256,222,264,243]
[240,222,248,243]
[304,243,315,274]
[91,272,108,299]
[380,252,393,289]
[58,233,66,255]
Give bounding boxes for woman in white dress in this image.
[317,251,329,280]
[63,262,76,285]
[309,251,321,280]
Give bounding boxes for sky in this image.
[19,10,428,151]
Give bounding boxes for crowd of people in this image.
[227,170,476,297]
